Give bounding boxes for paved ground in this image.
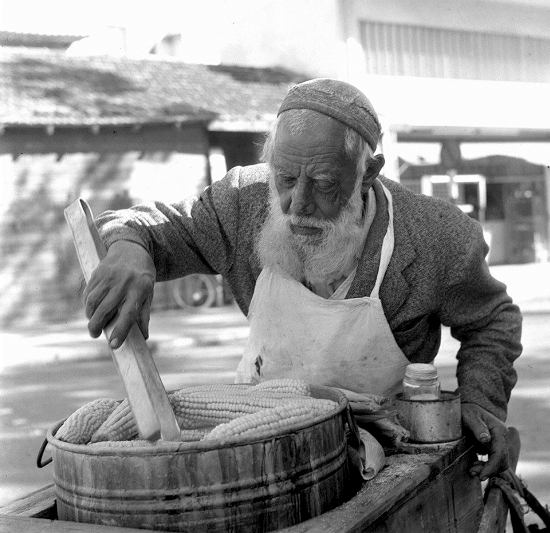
[2,263,548,370]
[1,262,549,526]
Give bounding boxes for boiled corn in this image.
[56,398,120,444]
[178,428,211,441]
[203,399,336,441]
[171,391,319,429]
[254,379,310,396]
[90,399,138,443]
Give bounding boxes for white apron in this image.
[235,183,410,398]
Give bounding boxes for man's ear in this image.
[361,154,385,191]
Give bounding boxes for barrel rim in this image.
[46,384,348,456]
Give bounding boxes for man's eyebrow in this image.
[275,167,293,176]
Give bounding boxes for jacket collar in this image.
[347,178,416,318]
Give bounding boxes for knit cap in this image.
[277,78,381,150]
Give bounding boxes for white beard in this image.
[256,177,366,286]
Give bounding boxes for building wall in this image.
[220,0,346,79]
[0,144,210,328]
[345,0,550,38]
[218,0,550,264]
[219,0,550,79]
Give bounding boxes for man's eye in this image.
[316,181,335,192]
[278,174,296,186]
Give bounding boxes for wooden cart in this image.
[0,432,520,533]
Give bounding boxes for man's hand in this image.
[461,402,509,481]
[83,240,155,349]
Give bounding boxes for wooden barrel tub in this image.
[45,386,353,532]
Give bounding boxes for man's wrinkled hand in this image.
[461,402,509,481]
[83,240,155,348]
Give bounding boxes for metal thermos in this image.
[397,364,461,443]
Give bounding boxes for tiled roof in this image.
[0,31,86,49]
[0,49,308,130]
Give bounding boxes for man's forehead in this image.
[272,132,349,169]
[272,154,344,175]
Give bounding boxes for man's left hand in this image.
[461,402,509,481]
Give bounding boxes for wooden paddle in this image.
[64,198,180,442]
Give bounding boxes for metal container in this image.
[395,391,462,443]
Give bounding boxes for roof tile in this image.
[0,49,308,130]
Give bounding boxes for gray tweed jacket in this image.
[97,163,522,421]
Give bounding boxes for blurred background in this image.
[1,0,549,526]
[1,0,550,325]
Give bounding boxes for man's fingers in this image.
[87,286,152,347]
[136,294,153,340]
[82,241,155,346]
[479,450,509,480]
[463,406,491,443]
[84,282,110,321]
[469,459,485,478]
[461,403,510,481]
[480,453,509,481]
[87,287,125,338]
[106,297,146,349]
[480,427,509,480]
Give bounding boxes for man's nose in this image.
[291,180,316,217]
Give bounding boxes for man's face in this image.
[271,113,358,237]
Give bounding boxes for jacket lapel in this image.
[348,179,416,319]
[382,196,416,319]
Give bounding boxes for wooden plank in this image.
[0,484,56,519]
[280,439,482,533]
[64,199,180,442]
[280,455,432,532]
[0,515,150,533]
[367,445,483,532]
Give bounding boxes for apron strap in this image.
[370,183,395,299]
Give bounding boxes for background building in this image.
[0,44,304,326]
[217,0,550,265]
[1,0,549,327]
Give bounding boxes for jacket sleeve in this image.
[95,167,242,281]
[438,218,522,422]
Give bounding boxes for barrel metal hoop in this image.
[37,437,53,468]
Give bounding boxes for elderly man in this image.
[85,79,522,481]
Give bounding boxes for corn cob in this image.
[171,391,321,429]
[253,379,310,396]
[56,398,120,444]
[359,417,410,447]
[178,428,211,441]
[170,379,313,429]
[168,379,311,400]
[90,399,138,443]
[335,388,389,414]
[170,384,251,396]
[79,380,315,444]
[202,399,336,441]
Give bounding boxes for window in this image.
[359,21,550,83]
